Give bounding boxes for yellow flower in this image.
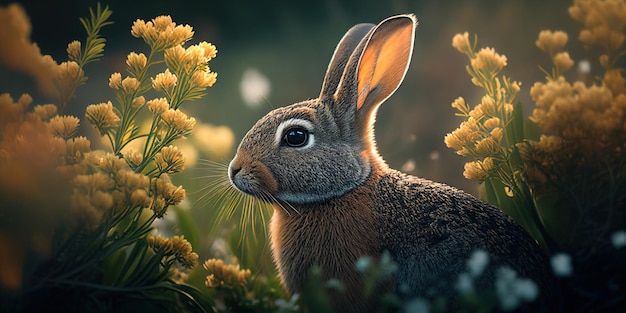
[463,158,494,181]
[124,149,143,167]
[62,136,91,164]
[452,32,472,55]
[32,104,57,121]
[451,97,470,115]
[131,19,147,38]
[71,172,116,227]
[129,189,149,207]
[191,70,217,87]
[147,97,169,115]
[47,115,80,139]
[153,15,174,31]
[130,16,193,50]
[604,69,626,95]
[56,61,83,81]
[471,47,507,74]
[444,132,464,152]
[161,109,195,135]
[151,197,167,217]
[108,72,122,89]
[164,45,186,71]
[490,127,503,142]
[126,52,147,73]
[147,235,172,253]
[131,96,145,108]
[147,235,197,268]
[121,77,140,94]
[67,40,82,61]
[535,30,568,54]
[0,4,59,97]
[553,51,574,73]
[98,153,125,173]
[85,101,120,136]
[152,69,177,91]
[483,117,500,130]
[154,145,185,174]
[167,24,194,47]
[198,41,217,60]
[469,104,484,120]
[569,0,626,52]
[170,235,198,268]
[203,259,251,289]
[153,174,186,207]
[18,93,32,107]
[475,137,501,156]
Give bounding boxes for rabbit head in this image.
[229,15,416,204]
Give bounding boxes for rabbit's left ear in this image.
[332,14,416,132]
[355,15,416,113]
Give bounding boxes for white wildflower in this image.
[240,68,270,108]
[467,249,490,277]
[551,253,573,277]
[611,230,626,249]
[456,272,474,295]
[495,266,539,311]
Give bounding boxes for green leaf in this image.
[174,206,201,250]
[505,101,526,147]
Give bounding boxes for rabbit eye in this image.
[283,127,309,147]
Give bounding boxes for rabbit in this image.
[228,14,555,313]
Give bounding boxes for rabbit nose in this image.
[230,165,241,179]
[228,157,242,181]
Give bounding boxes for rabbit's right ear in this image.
[319,23,375,102]
[326,15,416,137]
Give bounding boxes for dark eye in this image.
[283,127,309,147]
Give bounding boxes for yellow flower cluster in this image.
[0,5,59,97]
[0,7,214,302]
[452,32,514,96]
[146,97,169,115]
[529,76,626,139]
[147,235,199,268]
[163,42,218,87]
[0,94,65,290]
[85,101,120,136]
[151,174,186,217]
[522,1,626,208]
[154,145,185,174]
[446,34,521,181]
[203,259,251,289]
[536,30,574,77]
[47,115,80,140]
[131,15,193,51]
[569,0,626,60]
[56,136,91,167]
[160,109,196,137]
[152,69,178,92]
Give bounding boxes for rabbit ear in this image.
[355,15,415,112]
[319,23,375,101]
[332,14,416,133]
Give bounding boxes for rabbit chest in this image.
[269,186,386,310]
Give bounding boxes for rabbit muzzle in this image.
[228,150,279,199]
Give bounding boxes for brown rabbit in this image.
[229,14,554,312]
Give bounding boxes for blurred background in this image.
[1,0,582,196]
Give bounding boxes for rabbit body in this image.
[229,14,553,313]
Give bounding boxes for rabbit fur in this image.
[229,14,554,313]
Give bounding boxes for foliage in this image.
[0,4,216,312]
[2,1,626,313]
[446,0,626,310]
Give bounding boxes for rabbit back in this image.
[373,169,554,303]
